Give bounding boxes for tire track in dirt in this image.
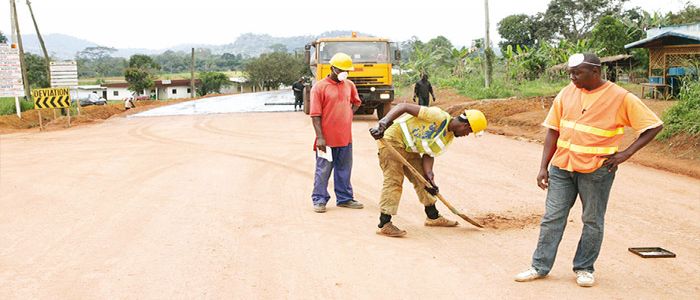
[193,116,308,146]
[132,120,377,208]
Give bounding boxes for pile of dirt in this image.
[475,213,542,230]
[423,94,698,179]
[0,96,208,134]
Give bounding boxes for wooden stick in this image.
[379,139,483,228]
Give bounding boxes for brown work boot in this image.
[424,215,459,227]
[376,222,407,237]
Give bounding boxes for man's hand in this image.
[316,137,327,152]
[601,151,630,172]
[536,167,549,190]
[424,172,439,195]
[369,119,391,140]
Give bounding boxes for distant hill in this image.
[22,33,98,59]
[20,30,375,59]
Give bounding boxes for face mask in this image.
[334,68,349,81]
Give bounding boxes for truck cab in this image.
[303,34,400,118]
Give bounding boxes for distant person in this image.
[124,92,136,110]
[309,53,364,213]
[413,73,436,107]
[292,77,305,112]
[514,53,663,287]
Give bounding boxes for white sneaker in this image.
[514,267,545,282]
[575,270,595,287]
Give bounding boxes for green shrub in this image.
[0,98,34,116]
[658,79,700,139]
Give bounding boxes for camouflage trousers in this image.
[377,140,437,215]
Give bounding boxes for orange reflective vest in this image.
[551,83,628,173]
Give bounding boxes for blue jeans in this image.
[312,144,354,205]
[531,165,616,275]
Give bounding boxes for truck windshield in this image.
[318,42,389,64]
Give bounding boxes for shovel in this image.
[379,139,483,228]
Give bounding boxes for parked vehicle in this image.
[79,93,107,106]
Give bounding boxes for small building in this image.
[625,23,700,85]
[220,76,255,94]
[102,79,201,101]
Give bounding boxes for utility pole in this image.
[484,0,492,88]
[190,48,195,98]
[10,0,31,99]
[26,0,51,85]
[9,0,17,42]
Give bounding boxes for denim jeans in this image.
[311,144,354,205]
[531,165,616,275]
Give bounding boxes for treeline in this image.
[75,47,248,78]
[396,0,699,99]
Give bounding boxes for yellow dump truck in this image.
[303,34,400,118]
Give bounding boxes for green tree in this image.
[0,31,7,44]
[129,54,159,69]
[76,46,127,77]
[591,15,632,56]
[497,14,536,51]
[197,72,231,95]
[125,54,159,95]
[244,51,305,90]
[543,0,628,41]
[25,53,49,88]
[667,2,700,25]
[268,43,288,53]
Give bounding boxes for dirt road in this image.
[1,109,698,298]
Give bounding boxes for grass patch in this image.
[432,75,568,100]
[0,97,35,115]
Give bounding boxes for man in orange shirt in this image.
[309,53,364,213]
[515,53,663,287]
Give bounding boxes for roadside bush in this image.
[658,79,700,139]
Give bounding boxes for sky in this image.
[0,0,692,50]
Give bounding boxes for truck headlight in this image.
[380,93,390,99]
[370,87,376,92]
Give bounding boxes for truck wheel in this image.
[376,102,392,119]
[303,86,310,115]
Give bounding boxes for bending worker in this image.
[369,103,487,237]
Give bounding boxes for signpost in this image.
[0,44,25,118]
[50,60,80,115]
[32,87,72,129]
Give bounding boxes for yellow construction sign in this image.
[32,87,72,109]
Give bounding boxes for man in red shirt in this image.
[310,53,364,213]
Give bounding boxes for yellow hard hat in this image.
[329,53,355,71]
[460,109,487,134]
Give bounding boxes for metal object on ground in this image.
[379,139,483,228]
[628,247,676,258]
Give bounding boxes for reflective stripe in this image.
[434,138,446,150]
[422,140,434,156]
[557,140,618,155]
[560,120,624,137]
[399,121,418,152]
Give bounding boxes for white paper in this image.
[317,149,333,162]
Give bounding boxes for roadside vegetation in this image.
[658,79,700,139]
[395,0,699,139]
